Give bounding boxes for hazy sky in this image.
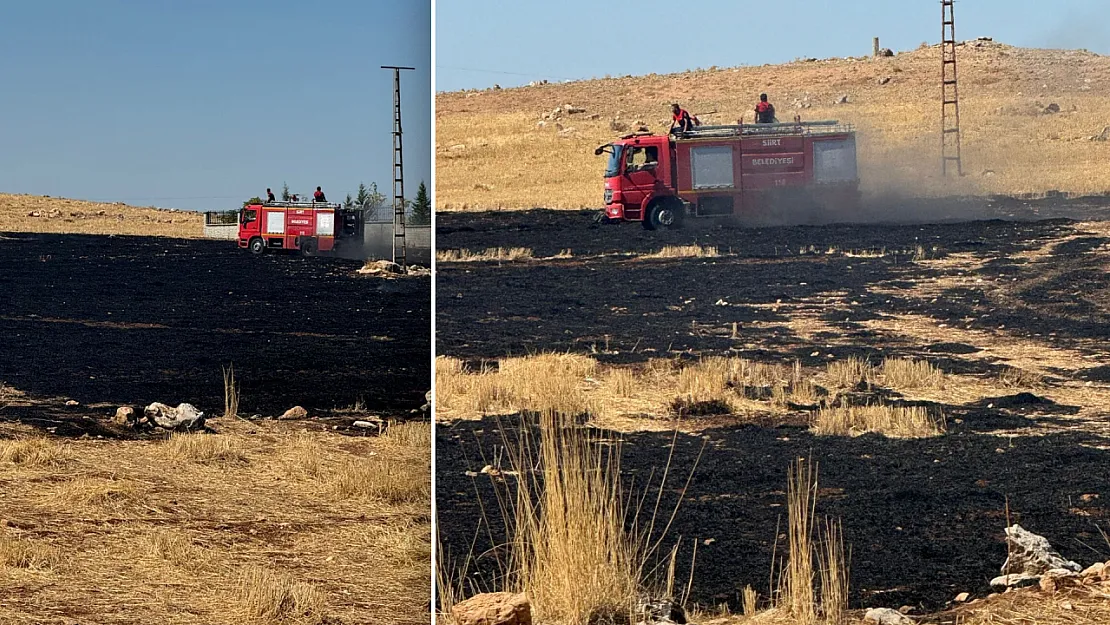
[436,0,1110,92]
[0,0,430,212]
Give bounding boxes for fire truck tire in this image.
[300,238,317,256]
[248,237,265,255]
[644,199,684,230]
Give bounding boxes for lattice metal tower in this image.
[941,0,963,176]
[382,65,415,267]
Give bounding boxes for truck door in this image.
[622,144,662,215]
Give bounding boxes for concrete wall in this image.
[362,222,431,266]
[203,224,239,240]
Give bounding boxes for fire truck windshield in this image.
[604,145,623,178]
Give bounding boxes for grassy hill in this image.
[436,40,1110,210]
[0,193,203,238]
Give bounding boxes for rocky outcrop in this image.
[143,402,204,430]
[450,592,531,625]
[990,525,1081,589]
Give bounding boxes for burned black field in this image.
[435,201,1110,612]
[0,232,430,430]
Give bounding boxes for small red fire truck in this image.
[236,201,364,256]
[595,120,860,228]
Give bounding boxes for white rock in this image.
[864,607,913,624]
[144,402,205,430]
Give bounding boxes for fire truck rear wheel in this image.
[300,238,317,256]
[248,237,265,255]
[644,199,684,230]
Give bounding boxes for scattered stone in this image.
[864,607,913,625]
[536,121,546,128]
[1091,126,1110,142]
[1039,568,1080,593]
[1042,103,1060,115]
[1080,561,1106,580]
[878,76,892,85]
[27,211,41,217]
[351,418,383,429]
[835,94,850,104]
[564,105,586,114]
[144,402,205,430]
[113,406,135,426]
[65,400,79,406]
[636,595,687,624]
[878,48,894,57]
[1001,525,1081,577]
[954,592,970,602]
[280,406,308,420]
[450,592,531,625]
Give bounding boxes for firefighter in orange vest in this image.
[755,93,777,124]
[670,103,697,134]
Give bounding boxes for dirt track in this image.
[0,232,430,430]
[435,200,1110,612]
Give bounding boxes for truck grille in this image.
[604,188,613,204]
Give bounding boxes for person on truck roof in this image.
[755,94,777,124]
[313,186,327,203]
[266,188,276,203]
[670,103,697,134]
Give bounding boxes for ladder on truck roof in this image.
[261,201,343,210]
[672,120,854,140]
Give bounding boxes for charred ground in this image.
[0,232,430,430]
[435,201,1110,613]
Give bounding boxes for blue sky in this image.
[436,0,1110,92]
[0,0,430,212]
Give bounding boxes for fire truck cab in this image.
[596,120,860,228]
[237,201,363,256]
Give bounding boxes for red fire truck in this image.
[236,201,364,256]
[595,120,860,228]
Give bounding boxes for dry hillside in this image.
[0,193,203,238]
[436,40,1110,210]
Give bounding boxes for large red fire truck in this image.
[236,201,364,256]
[595,120,860,228]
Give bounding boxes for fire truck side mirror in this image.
[594,144,611,156]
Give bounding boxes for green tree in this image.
[344,193,354,209]
[242,196,263,208]
[281,182,291,202]
[410,181,431,225]
[355,182,388,219]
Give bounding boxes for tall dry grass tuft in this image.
[508,412,637,623]
[165,433,249,465]
[606,367,638,398]
[0,532,60,570]
[380,420,432,451]
[781,459,818,625]
[777,460,850,625]
[0,437,69,466]
[499,412,698,623]
[645,244,720,259]
[818,519,849,625]
[813,403,944,438]
[281,432,327,477]
[880,358,946,390]
[235,566,327,625]
[741,585,758,616]
[223,364,240,418]
[437,247,534,262]
[825,357,874,388]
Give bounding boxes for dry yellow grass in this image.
[0,419,430,625]
[437,247,534,262]
[824,357,875,389]
[645,244,721,259]
[0,193,203,237]
[437,43,1110,209]
[0,437,70,466]
[436,353,597,418]
[812,403,945,438]
[880,358,947,390]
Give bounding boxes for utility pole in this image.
[382,65,415,267]
[941,0,963,177]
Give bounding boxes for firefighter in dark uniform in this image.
[313,186,327,203]
[755,93,777,124]
[266,188,276,203]
[670,103,696,134]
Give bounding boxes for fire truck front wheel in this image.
[248,237,265,255]
[644,199,684,230]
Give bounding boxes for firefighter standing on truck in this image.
[670,103,697,134]
[755,93,777,124]
[313,186,327,203]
